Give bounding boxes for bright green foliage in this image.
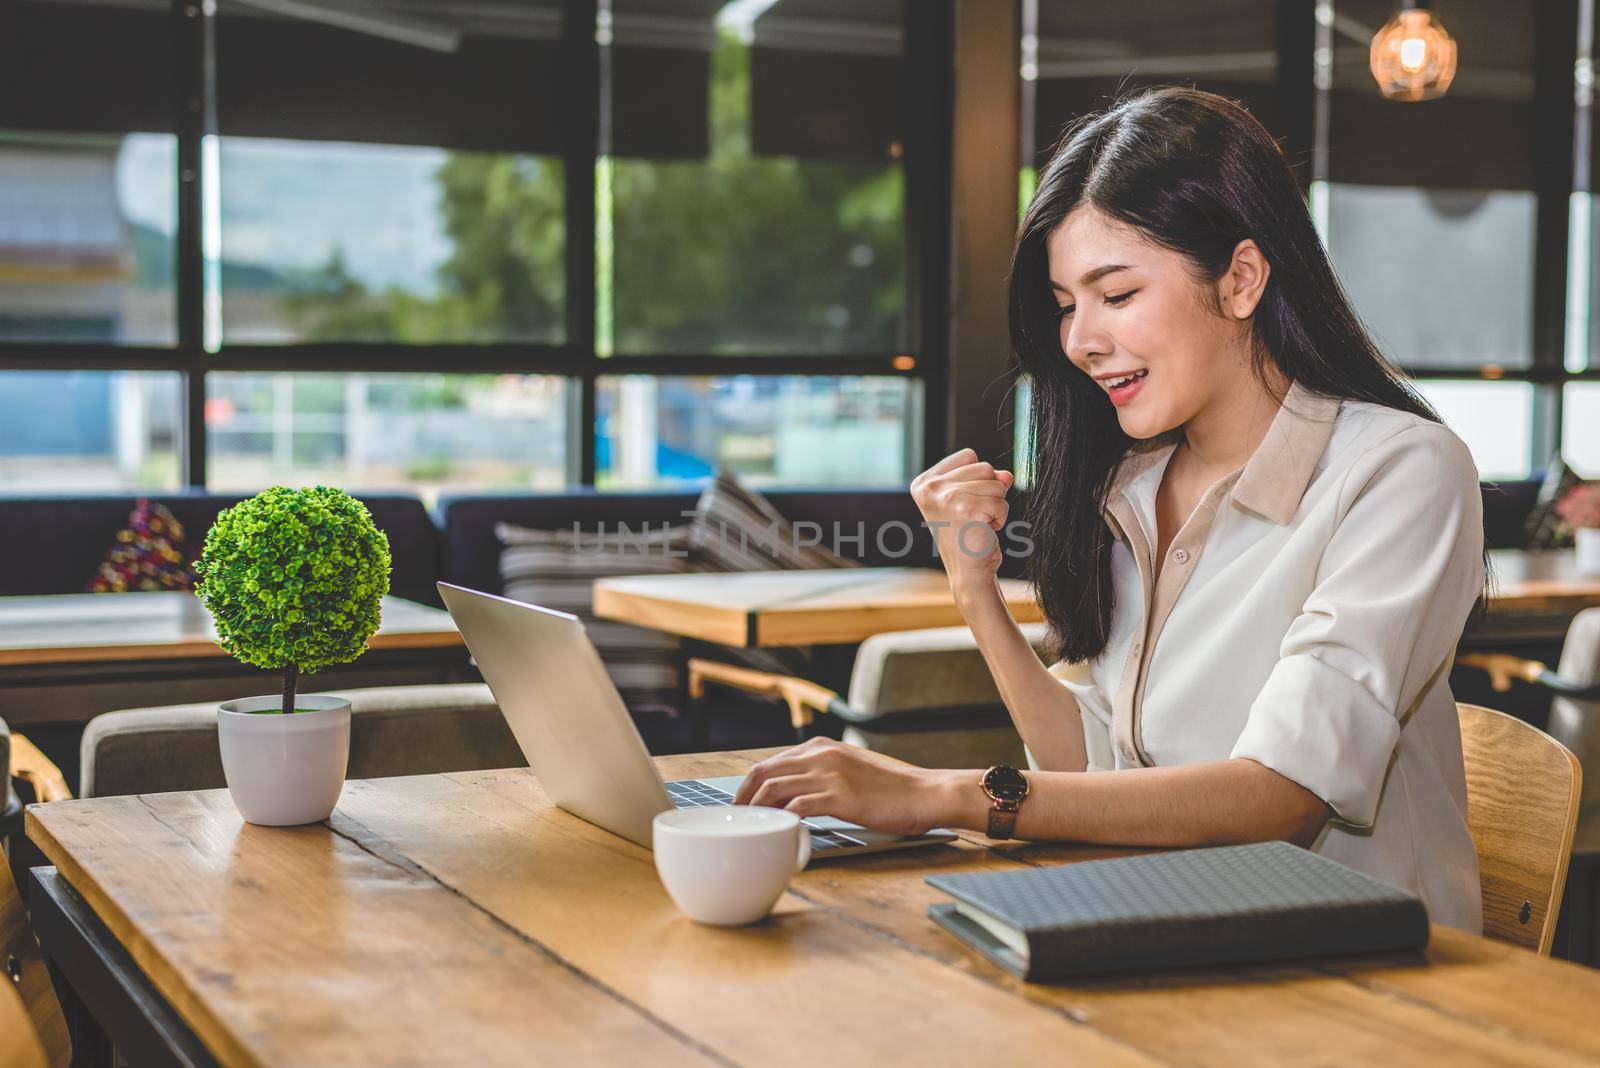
[195,487,391,676]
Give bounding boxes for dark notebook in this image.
[925,841,1429,982]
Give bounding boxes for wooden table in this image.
[24,748,1600,1067]
[1486,549,1600,613]
[593,567,1041,647]
[0,593,472,730]
[1463,549,1600,648]
[0,592,461,667]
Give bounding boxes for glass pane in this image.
[1412,380,1533,481]
[0,371,180,490]
[1325,185,1536,369]
[1562,383,1600,476]
[1321,2,1542,370]
[213,4,565,345]
[1025,1,1285,169]
[207,373,568,503]
[596,376,916,487]
[0,1,177,344]
[599,1,906,355]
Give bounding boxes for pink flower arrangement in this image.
[1555,481,1600,530]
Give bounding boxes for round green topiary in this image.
[195,486,392,713]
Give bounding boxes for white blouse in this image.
[1047,380,1485,932]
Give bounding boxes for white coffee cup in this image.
[652,806,812,926]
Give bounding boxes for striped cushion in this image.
[496,522,692,716]
[688,468,861,572]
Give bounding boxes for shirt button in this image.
[1172,548,1189,563]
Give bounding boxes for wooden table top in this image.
[1486,549,1600,614]
[0,592,461,667]
[592,567,1042,647]
[26,748,1600,1067]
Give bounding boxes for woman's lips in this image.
[1108,369,1148,407]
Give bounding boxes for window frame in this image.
[0,0,952,491]
[1308,0,1594,475]
[8,0,1599,491]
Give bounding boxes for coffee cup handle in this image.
[795,826,812,872]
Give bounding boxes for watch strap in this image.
[986,802,1020,840]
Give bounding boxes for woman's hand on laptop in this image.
[910,448,1013,598]
[733,737,986,835]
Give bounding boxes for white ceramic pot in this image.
[217,694,351,826]
[1577,527,1600,577]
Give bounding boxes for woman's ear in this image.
[1220,238,1270,319]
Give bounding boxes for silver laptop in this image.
[437,581,957,858]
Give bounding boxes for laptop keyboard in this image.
[666,779,867,850]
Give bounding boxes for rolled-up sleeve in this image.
[1230,424,1485,827]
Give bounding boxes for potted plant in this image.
[195,486,391,826]
[1556,480,1600,576]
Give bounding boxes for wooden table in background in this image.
[0,592,460,667]
[592,567,1041,647]
[0,593,472,729]
[23,748,1600,1067]
[1463,549,1600,648]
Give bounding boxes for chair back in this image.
[1457,702,1581,954]
[0,981,48,1068]
[80,684,520,797]
[1545,606,1600,856]
[0,863,69,1067]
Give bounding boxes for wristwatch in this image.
[979,764,1030,839]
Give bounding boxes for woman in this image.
[733,86,1489,931]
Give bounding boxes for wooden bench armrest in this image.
[1458,652,1600,700]
[686,658,840,731]
[10,735,72,804]
[1458,652,1548,693]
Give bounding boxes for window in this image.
[212,2,567,346]
[1025,1,1286,170]
[0,1,178,345]
[207,373,568,505]
[596,375,915,487]
[599,0,908,356]
[1,2,936,495]
[1318,2,1541,373]
[214,141,565,346]
[1562,383,1600,476]
[1411,380,1535,482]
[1324,186,1536,370]
[0,371,181,490]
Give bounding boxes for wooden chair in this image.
[1457,702,1581,955]
[9,734,71,804]
[0,971,50,1068]
[0,862,67,1068]
[687,625,1050,769]
[1,720,71,1068]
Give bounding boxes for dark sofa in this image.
[1,492,441,605]
[435,486,976,597]
[0,477,1547,604]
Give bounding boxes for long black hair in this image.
[1011,86,1486,664]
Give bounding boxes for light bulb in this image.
[1370,5,1457,101]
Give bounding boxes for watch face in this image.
[982,765,1029,803]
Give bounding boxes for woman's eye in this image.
[1055,291,1136,320]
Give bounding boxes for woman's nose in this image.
[1063,310,1111,366]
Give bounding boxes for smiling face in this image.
[1047,206,1267,441]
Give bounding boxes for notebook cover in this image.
[925,841,1430,982]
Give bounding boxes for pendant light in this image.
[1370,0,1458,101]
